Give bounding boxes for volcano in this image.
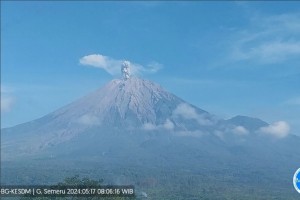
[1,68,300,199]
[2,76,221,159]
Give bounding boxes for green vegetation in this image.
[2,160,299,200]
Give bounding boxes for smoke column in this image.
[121,61,131,80]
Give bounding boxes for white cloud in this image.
[79,54,122,75]
[173,103,213,126]
[229,13,300,64]
[1,85,15,113]
[232,126,249,135]
[145,62,163,73]
[142,122,157,131]
[285,97,300,106]
[79,54,162,76]
[142,119,174,131]
[214,130,225,140]
[173,103,198,119]
[77,114,100,126]
[259,121,290,138]
[163,119,174,130]
[233,41,300,64]
[261,13,300,32]
[1,96,14,113]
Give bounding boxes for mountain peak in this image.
[49,77,184,129]
[227,115,268,132]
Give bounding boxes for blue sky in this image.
[1,1,300,135]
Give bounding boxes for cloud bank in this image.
[79,54,162,76]
[142,118,175,131]
[1,85,15,113]
[173,103,213,126]
[259,121,290,138]
[232,126,249,135]
[285,97,300,106]
[230,13,300,64]
[1,96,14,113]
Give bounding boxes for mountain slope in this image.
[1,77,300,199]
[226,115,269,132]
[1,77,216,158]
